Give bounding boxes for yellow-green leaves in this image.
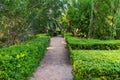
[71,50,120,80]
[16,53,25,59]
[0,34,50,80]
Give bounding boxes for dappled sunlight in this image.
[47,47,55,50]
[1,0,120,79]
[61,41,66,45]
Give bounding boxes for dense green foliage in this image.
[1,0,120,46]
[71,50,120,80]
[0,0,66,46]
[0,34,50,80]
[66,36,120,50]
[65,33,120,79]
[116,7,120,39]
[89,0,120,39]
[1,0,120,79]
[61,0,91,37]
[67,0,91,34]
[62,0,120,39]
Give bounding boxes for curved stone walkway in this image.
[29,35,73,80]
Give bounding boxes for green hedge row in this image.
[0,34,50,80]
[64,33,120,79]
[66,36,120,50]
[62,32,72,37]
[70,50,120,80]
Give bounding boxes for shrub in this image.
[66,36,120,50]
[0,34,50,80]
[70,50,120,80]
[62,32,72,37]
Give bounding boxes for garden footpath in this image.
[29,35,73,80]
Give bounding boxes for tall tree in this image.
[89,0,120,39]
[0,0,67,46]
[61,0,91,37]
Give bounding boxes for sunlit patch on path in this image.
[47,47,55,50]
[61,41,66,45]
[29,35,73,80]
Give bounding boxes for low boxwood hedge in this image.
[70,50,120,80]
[62,32,72,37]
[0,34,50,80]
[66,36,120,50]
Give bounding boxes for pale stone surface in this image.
[29,36,73,80]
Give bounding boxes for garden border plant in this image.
[64,33,120,80]
[0,34,50,80]
[66,36,120,50]
[70,50,120,80]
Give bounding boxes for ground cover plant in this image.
[0,34,50,80]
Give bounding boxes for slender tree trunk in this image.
[88,0,94,38]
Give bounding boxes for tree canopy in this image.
[0,0,120,47]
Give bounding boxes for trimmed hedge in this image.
[64,33,120,79]
[66,36,120,50]
[62,32,72,37]
[0,34,50,80]
[71,50,120,80]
